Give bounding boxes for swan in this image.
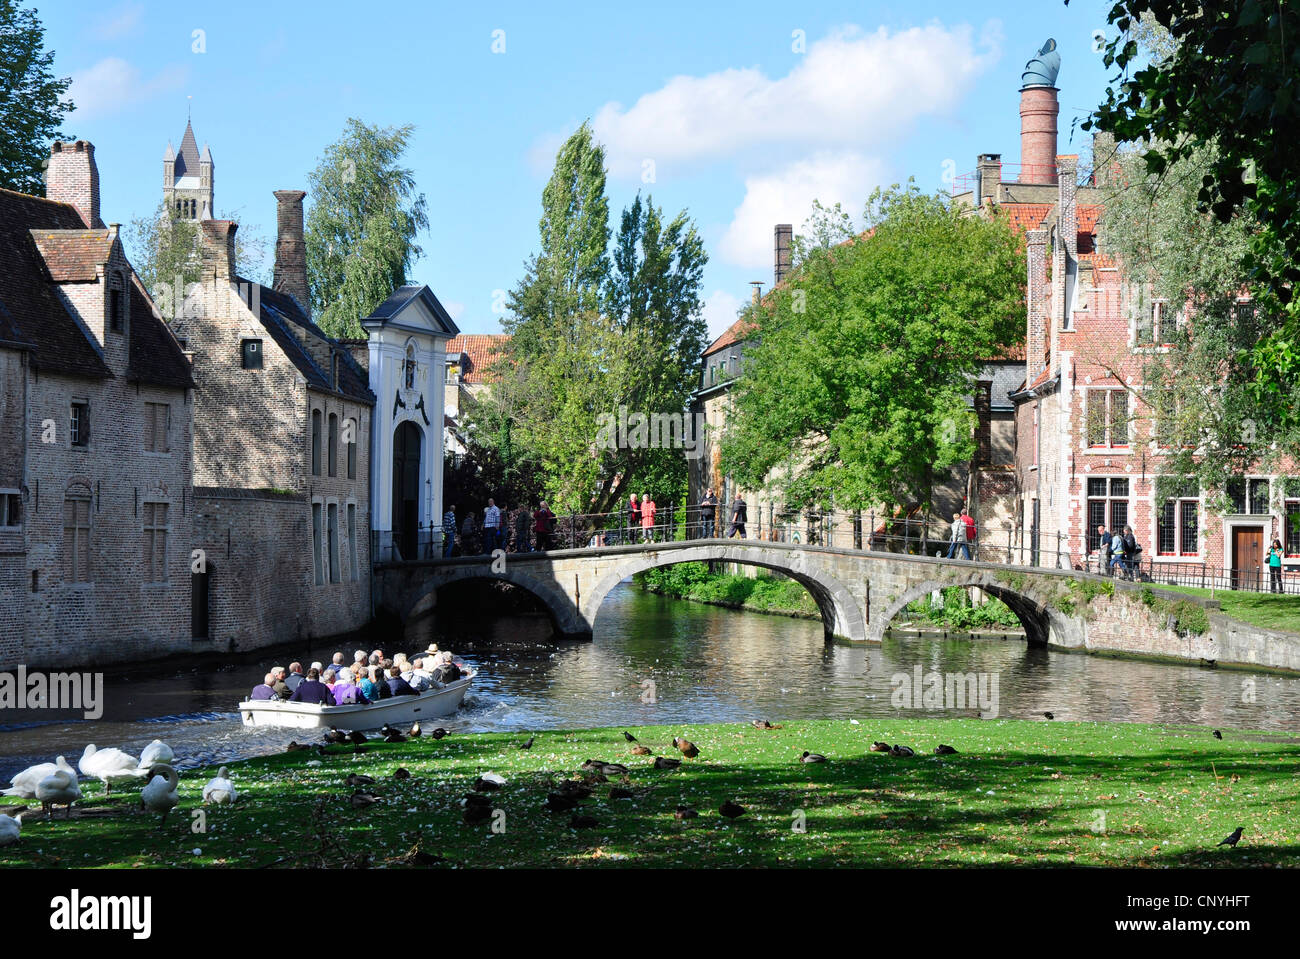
[35,762,81,819]
[3,755,75,799]
[140,764,179,825]
[80,744,146,794]
[138,739,175,769]
[0,810,25,846]
[202,767,237,805]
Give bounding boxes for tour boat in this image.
[238,671,476,731]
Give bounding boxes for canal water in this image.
[3,582,1298,782]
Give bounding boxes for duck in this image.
[672,737,700,759]
[348,730,369,745]
[630,744,653,756]
[674,805,699,820]
[609,786,634,800]
[870,742,891,753]
[408,722,422,738]
[285,741,311,753]
[581,760,629,777]
[429,728,448,740]
[719,800,746,819]
[345,773,375,787]
[350,791,380,809]
[3,756,75,799]
[653,757,681,770]
[80,744,146,794]
[0,810,24,846]
[751,720,774,729]
[800,751,827,763]
[137,739,175,770]
[889,745,915,758]
[383,729,406,744]
[140,764,180,826]
[324,728,348,745]
[473,772,506,792]
[934,744,958,755]
[463,803,493,825]
[546,791,581,812]
[36,761,81,819]
[202,767,237,804]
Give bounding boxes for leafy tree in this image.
[718,183,1024,516]
[305,118,427,337]
[0,0,72,194]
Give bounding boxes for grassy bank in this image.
[1149,584,1300,634]
[2,718,1296,868]
[903,586,1022,632]
[637,562,819,618]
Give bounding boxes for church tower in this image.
[163,118,214,221]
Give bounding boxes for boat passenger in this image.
[289,668,334,704]
[359,665,388,701]
[407,658,433,693]
[249,673,278,701]
[271,666,291,699]
[332,668,370,706]
[432,651,462,684]
[330,652,347,674]
[386,665,418,697]
[322,669,338,690]
[285,663,307,693]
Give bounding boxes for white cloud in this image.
[702,288,744,342]
[69,58,188,121]
[719,151,885,270]
[585,22,1000,178]
[96,3,144,40]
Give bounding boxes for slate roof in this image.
[173,121,202,182]
[363,284,461,337]
[250,280,374,404]
[127,278,196,389]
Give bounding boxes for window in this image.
[63,495,91,583]
[1086,390,1129,447]
[347,503,359,582]
[1135,300,1172,346]
[144,402,170,453]
[241,339,263,370]
[1086,477,1129,551]
[312,503,324,586]
[70,402,89,447]
[446,363,460,384]
[142,502,168,582]
[109,280,124,333]
[331,353,340,389]
[1227,477,1271,514]
[1286,490,1300,556]
[328,413,338,477]
[1,492,20,527]
[1158,497,1199,557]
[311,409,322,476]
[346,419,357,480]
[328,504,340,584]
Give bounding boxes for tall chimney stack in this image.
[1019,39,1061,186]
[200,220,237,280]
[773,223,792,287]
[46,141,102,228]
[272,189,310,317]
[750,281,763,305]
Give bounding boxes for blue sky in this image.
[42,0,1117,340]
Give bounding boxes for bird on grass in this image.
[719,800,746,820]
[889,745,915,758]
[1043,712,1054,720]
[630,745,653,756]
[570,814,600,829]
[324,728,348,745]
[350,791,380,810]
[36,764,81,820]
[653,757,681,770]
[934,744,958,755]
[546,792,582,813]
[382,726,406,743]
[1213,729,1223,740]
[0,810,25,846]
[353,745,368,755]
[674,805,699,820]
[140,765,179,826]
[202,767,238,805]
[870,742,891,753]
[623,731,638,743]
[463,803,493,825]
[609,786,634,800]
[394,768,411,780]
[672,737,700,759]
[408,722,422,738]
[519,736,535,750]
[751,720,774,729]
[349,730,369,745]
[584,760,630,777]
[429,728,448,740]
[345,773,376,787]
[800,751,827,763]
[474,773,507,792]
[285,741,311,753]
[1217,827,1244,848]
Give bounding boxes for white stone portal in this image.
[362,286,459,561]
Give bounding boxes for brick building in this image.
[0,141,197,669]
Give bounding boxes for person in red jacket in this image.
[961,508,977,559]
[534,501,556,551]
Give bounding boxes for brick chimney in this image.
[1019,88,1059,185]
[199,220,237,280]
[976,154,1002,206]
[46,141,101,227]
[1026,228,1049,381]
[272,190,310,317]
[773,224,792,287]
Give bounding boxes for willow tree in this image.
[718,183,1024,516]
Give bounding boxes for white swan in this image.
[140,764,179,826]
[80,744,146,794]
[35,762,81,819]
[202,766,237,805]
[2,755,75,799]
[0,810,25,846]
[138,739,175,769]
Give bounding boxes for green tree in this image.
[304,118,427,337]
[719,183,1024,515]
[0,0,72,194]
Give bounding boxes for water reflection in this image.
[2,583,1297,782]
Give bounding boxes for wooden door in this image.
[1232,525,1264,591]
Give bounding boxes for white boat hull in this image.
[238,672,474,730]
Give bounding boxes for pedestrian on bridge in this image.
[641,494,657,543]
[483,498,502,552]
[514,506,531,553]
[442,505,457,558]
[699,488,718,538]
[535,501,556,551]
[945,512,970,560]
[628,494,641,545]
[727,494,748,539]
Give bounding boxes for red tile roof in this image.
[1001,203,1052,234]
[704,316,756,357]
[29,228,114,281]
[447,333,509,383]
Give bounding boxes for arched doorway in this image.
[393,421,423,560]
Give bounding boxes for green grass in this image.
[1150,584,1300,633]
[2,718,1297,868]
[638,563,819,618]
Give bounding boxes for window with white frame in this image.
[1086,389,1129,447]
[1227,477,1270,515]
[1156,479,1199,556]
[1086,477,1129,551]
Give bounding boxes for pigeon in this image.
[1213,729,1223,740]
[889,745,915,758]
[430,728,448,740]
[653,757,681,770]
[393,768,411,780]
[674,805,699,820]
[1216,827,1244,848]
[870,742,891,753]
[800,751,827,763]
[350,791,380,809]
[519,736,535,750]
[623,731,638,743]
[719,800,746,819]
[672,737,700,759]
[934,744,958,755]
[1043,712,1054,720]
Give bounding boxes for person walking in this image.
[640,493,657,543]
[442,504,457,558]
[534,501,556,551]
[483,498,502,552]
[461,511,479,555]
[727,494,748,539]
[1096,524,1111,574]
[1268,537,1284,593]
[961,508,977,560]
[699,488,718,539]
[1121,525,1141,581]
[1108,529,1126,578]
[514,505,531,553]
[945,511,971,560]
[627,494,641,545]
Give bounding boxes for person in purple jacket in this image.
[249,673,278,701]
[331,668,369,706]
[289,668,334,705]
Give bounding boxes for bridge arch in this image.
[581,544,867,643]
[395,564,587,637]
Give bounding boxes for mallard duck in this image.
[0,810,24,846]
[430,728,448,740]
[348,730,369,745]
[674,805,699,819]
[408,722,422,738]
[324,728,348,745]
[140,765,180,826]
[285,741,311,753]
[719,800,745,819]
[870,742,891,752]
[202,767,237,804]
[653,757,681,770]
[383,730,406,743]
[79,744,146,794]
[800,751,827,763]
[934,744,958,755]
[672,737,700,758]
[345,773,375,787]
[3,756,75,799]
[630,744,652,756]
[889,745,915,758]
[138,739,175,770]
[751,720,773,729]
[349,791,380,809]
[36,762,81,819]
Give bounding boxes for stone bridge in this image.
[372,540,1300,671]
